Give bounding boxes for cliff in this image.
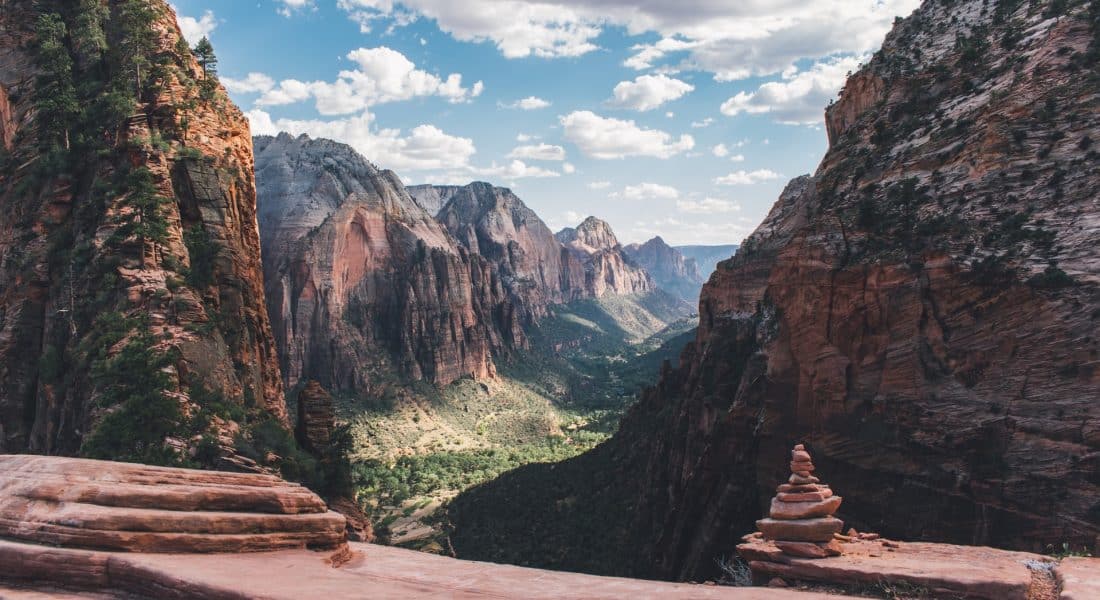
[557,217,654,298]
[674,244,740,280]
[624,236,705,302]
[450,0,1100,580]
[0,0,284,460]
[255,134,523,392]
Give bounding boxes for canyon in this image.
[448,0,1100,582]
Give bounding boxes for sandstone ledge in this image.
[0,455,345,553]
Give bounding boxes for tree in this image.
[122,167,169,268]
[33,13,79,159]
[192,36,217,79]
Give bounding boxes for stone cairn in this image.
[754,444,845,558]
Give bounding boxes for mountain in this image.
[412,182,578,320]
[673,245,739,280]
[255,134,523,392]
[556,217,654,298]
[623,237,704,302]
[448,0,1100,579]
[0,0,284,461]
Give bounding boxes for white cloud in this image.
[613,182,680,201]
[714,169,782,185]
[333,1,920,82]
[501,96,552,110]
[255,47,482,115]
[587,180,611,190]
[173,6,216,45]
[720,55,863,124]
[276,0,314,17]
[508,143,566,161]
[729,154,746,162]
[221,72,275,94]
[690,118,713,128]
[607,74,693,111]
[712,143,728,157]
[247,109,477,172]
[516,133,536,142]
[562,162,576,174]
[560,111,694,160]
[476,160,560,179]
[677,197,741,214]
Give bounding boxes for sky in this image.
[169,0,920,245]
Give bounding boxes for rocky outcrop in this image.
[557,217,654,298]
[0,455,346,552]
[0,0,284,457]
[450,0,1100,581]
[675,245,740,280]
[294,381,334,454]
[416,182,580,319]
[255,134,523,392]
[624,237,704,301]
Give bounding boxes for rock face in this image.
[0,0,285,456]
[255,135,522,392]
[449,0,1100,581]
[557,217,654,298]
[623,237,704,301]
[415,182,581,320]
[0,455,346,552]
[294,381,334,454]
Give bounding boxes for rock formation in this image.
[0,455,346,552]
[449,0,1100,581]
[557,217,654,298]
[415,182,579,319]
[295,380,334,454]
[673,245,739,281]
[255,134,523,392]
[0,0,284,457]
[752,445,844,559]
[623,237,704,301]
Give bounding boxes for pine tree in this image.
[32,13,79,161]
[192,36,217,79]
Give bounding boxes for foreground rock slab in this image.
[0,455,346,553]
[740,537,1054,600]
[1056,557,1100,600]
[0,539,851,600]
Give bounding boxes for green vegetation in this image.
[183,225,219,288]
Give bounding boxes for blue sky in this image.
[170,0,919,245]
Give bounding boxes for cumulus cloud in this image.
[562,162,576,174]
[720,55,862,124]
[221,73,275,94]
[476,160,560,179]
[606,74,694,111]
[676,197,741,214]
[714,169,782,185]
[334,1,919,81]
[508,143,566,161]
[173,6,216,45]
[712,143,729,157]
[612,182,680,201]
[276,0,315,17]
[501,96,552,110]
[587,180,611,190]
[247,109,476,172]
[254,47,483,115]
[560,111,694,160]
[691,117,714,128]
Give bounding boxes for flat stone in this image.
[775,542,828,559]
[757,517,844,542]
[789,474,820,484]
[777,484,827,493]
[820,540,844,557]
[746,539,1047,600]
[789,461,815,472]
[1057,557,1100,600]
[791,450,812,462]
[777,490,833,502]
[770,496,842,520]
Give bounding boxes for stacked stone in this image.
[755,444,844,558]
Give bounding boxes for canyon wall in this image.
[557,217,654,298]
[624,237,704,302]
[0,0,284,456]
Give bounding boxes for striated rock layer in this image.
[0,0,285,455]
[255,135,523,391]
[556,217,654,298]
[450,0,1100,581]
[0,455,346,552]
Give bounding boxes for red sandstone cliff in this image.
[556,217,654,298]
[450,0,1100,580]
[0,0,284,456]
[256,135,522,392]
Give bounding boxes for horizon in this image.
[168,0,921,245]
